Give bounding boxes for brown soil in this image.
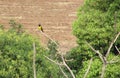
[0,0,84,53]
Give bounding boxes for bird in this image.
[38,24,44,32]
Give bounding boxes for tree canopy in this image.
[67,0,120,78]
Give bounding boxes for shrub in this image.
[0,20,63,78]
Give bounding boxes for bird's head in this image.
[38,24,41,26]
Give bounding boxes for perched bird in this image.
[38,24,44,32]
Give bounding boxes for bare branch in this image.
[44,55,64,66]
[33,42,37,78]
[115,46,120,54]
[44,55,75,78]
[40,31,59,46]
[59,66,68,78]
[108,54,120,64]
[61,55,76,78]
[100,32,120,78]
[100,63,107,78]
[83,58,93,78]
[85,41,108,78]
[38,29,75,78]
[38,31,63,54]
[108,60,120,64]
[65,59,74,62]
[106,32,120,57]
[85,41,105,63]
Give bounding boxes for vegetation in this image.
[0,0,120,78]
[0,20,63,78]
[67,0,120,78]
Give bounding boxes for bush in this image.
[67,0,120,77]
[0,20,63,78]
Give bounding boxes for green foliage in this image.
[105,54,120,78]
[76,58,102,78]
[67,0,120,77]
[76,54,120,78]
[47,40,62,61]
[0,29,34,78]
[73,0,120,54]
[0,20,64,78]
[66,46,92,74]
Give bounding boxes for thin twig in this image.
[40,31,59,46]
[85,41,107,78]
[83,58,93,78]
[59,66,68,78]
[45,55,69,77]
[115,46,120,54]
[61,55,76,78]
[44,55,75,78]
[85,41,105,63]
[33,42,37,78]
[38,30,75,77]
[108,60,120,64]
[108,53,120,64]
[44,55,64,66]
[38,30,62,53]
[65,59,74,62]
[106,32,120,57]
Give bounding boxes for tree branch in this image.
[85,41,107,78]
[65,59,74,62]
[44,55,64,66]
[59,66,68,78]
[37,28,76,77]
[61,55,76,78]
[83,58,93,78]
[33,42,37,78]
[40,31,59,47]
[106,32,120,57]
[108,60,120,64]
[115,46,120,54]
[100,63,107,78]
[108,52,120,64]
[44,55,75,78]
[85,41,105,63]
